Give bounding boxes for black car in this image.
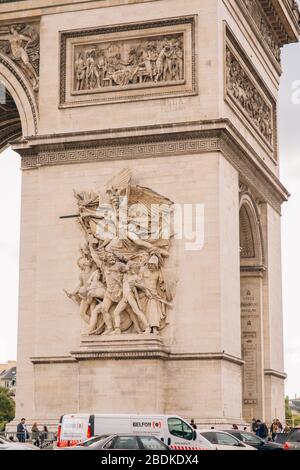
[59,434,170,451]
[224,430,283,450]
[274,433,289,446]
[281,428,300,450]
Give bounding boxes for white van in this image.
[57,414,213,450]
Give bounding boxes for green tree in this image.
[0,386,15,431]
[285,396,292,421]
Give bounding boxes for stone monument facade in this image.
[0,0,299,428]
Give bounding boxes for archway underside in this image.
[0,86,22,153]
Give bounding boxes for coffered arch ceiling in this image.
[0,86,22,152]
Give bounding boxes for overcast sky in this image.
[0,27,300,399]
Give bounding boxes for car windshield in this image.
[274,433,289,444]
[239,432,262,444]
[79,435,109,447]
[215,432,241,446]
[139,436,168,450]
[113,436,140,450]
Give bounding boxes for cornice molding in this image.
[30,351,244,365]
[264,368,287,380]
[30,356,77,364]
[15,120,288,214]
[261,0,300,44]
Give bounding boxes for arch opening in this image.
[239,194,265,423]
[0,85,22,152]
[0,52,38,148]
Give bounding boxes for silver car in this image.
[0,436,39,450]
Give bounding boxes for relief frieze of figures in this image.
[226,46,273,146]
[65,169,177,337]
[73,33,184,92]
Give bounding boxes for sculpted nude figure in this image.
[0,26,39,90]
[65,257,96,324]
[113,261,150,335]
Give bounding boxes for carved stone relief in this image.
[65,169,176,337]
[226,41,275,149]
[60,16,196,106]
[73,34,184,92]
[0,23,39,92]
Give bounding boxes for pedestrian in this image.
[251,418,258,433]
[283,424,291,433]
[17,418,28,443]
[232,424,239,430]
[276,419,283,433]
[190,419,197,430]
[31,422,41,447]
[40,426,49,448]
[270,419,278,441]
[256,420,268,439]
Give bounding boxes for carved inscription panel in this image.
[241,286,261,409]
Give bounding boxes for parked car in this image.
[224,430,283,450]
[282,428,300,450]
[58,434,171,450]
[274,433,290,446]
[198,430,256,450]
[0,436,39,451]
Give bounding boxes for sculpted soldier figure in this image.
[113,261,150,336]
[75,52,86,91]
[140,255,167,334]
[94,252,126,335]
[86,268,106,333]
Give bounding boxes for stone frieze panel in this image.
[60,16,196,106]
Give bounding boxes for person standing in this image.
[190,419,197,430]
[251,418,258,433]
[276,419,283,433]
[270,419,278,441]
[17,418,28,443]
[40,426,49,448]
[256,420,268,439]
[31,422,40,447]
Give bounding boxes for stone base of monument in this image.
[70,334,170,360]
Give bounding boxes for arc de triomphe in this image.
[0,0,298,429]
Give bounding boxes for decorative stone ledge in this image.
[240,265,267,278]
[30,355,77,364]
[70,334,170,360]
[31,340,244,365]
[264,369,287,380]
